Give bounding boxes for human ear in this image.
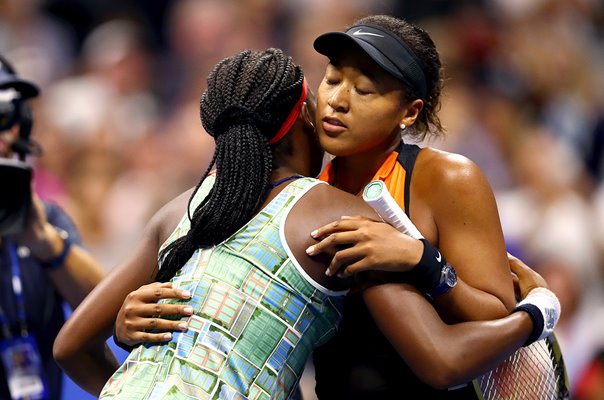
[400,99,423,128]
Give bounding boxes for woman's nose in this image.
[327,85,349,112]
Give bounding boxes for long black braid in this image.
[156,48,304,282]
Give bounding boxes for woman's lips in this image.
[322,117,347,135]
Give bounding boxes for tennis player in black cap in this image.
[307,14,520,399]
[0,54,105,400]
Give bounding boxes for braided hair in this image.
[156,48,305,282]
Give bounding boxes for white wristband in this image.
[514,287,561,345]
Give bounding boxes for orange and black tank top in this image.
[313,142,479,399]
[317,141,419,215]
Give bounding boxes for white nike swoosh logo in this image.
[352,29,384,38]
[436,251,442,263]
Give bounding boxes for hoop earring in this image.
[302,102,315,130]
[400,123,406,131]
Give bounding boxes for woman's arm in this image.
[15,197,106,308]
[362,254,558,389]
[51,187,194,396]
[52,221,160,395]
[363,282,530,389]
[415,148,515,320]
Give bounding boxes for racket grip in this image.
[362,180,424,239]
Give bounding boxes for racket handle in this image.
[362,180,424,239]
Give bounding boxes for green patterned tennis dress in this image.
[99,176,347,400]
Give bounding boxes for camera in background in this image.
[0,158,32,235]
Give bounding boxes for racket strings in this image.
[475,339,568,400]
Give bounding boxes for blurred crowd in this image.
[2,0,604,398]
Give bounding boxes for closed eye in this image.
[355,87,373,95]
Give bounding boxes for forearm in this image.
[432,314,532,387]
[363,282,532,389]
[46,244,106,308]
[406,238,513,322]
[432,278,511,323]
[29,222,105,308]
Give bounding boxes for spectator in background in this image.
[0,0,76,86]
[575,350,604,400]
[496,128,604,391]
[0,54,105,400]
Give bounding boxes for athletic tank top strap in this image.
[395,141,421,216]
[318,142,422,215]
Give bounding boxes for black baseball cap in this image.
[314,24,428,100]
[0,58,39,99]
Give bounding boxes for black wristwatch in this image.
[426,263,457,300]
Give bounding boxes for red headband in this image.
[269,78,308,145]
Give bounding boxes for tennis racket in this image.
[362,180,571,400]
[472,333,570,400]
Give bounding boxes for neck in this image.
[259,168,303,210]
[332,141,399,195]
[271,167,303,183]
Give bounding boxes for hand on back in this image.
[115,282,193,347]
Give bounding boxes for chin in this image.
[318,135,342,156]
[319,142,352,158]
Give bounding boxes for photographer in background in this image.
[0,55,105,400]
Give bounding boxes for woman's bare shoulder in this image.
[303,181,379,220]
[283,181,380,291]
[414,147,491,196]
[146,188,195,245]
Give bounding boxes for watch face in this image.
[444,264,457,287]
[426,263,458,300]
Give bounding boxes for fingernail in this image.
[162,333,172,341]
[325,269,332,276]
[181,290,191,298]
[178,323,187,330]
[310,230,318,238]
[306,245,315,255]
[183,306,193,315]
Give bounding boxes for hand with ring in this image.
[115,282,193,347]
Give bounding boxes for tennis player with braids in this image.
[54,48,560,399]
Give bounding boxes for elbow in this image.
[53,333,71,368]
[53,329,81,369]
[420,367,464,390]
[412,349,468,390]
